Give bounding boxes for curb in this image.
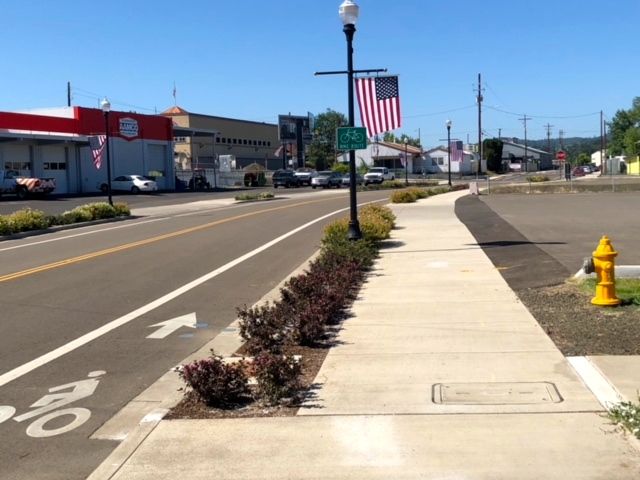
[87,248,321,480]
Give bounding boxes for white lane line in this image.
[567,356,625,409]
[0,205,351,387]
[0,217,168,253]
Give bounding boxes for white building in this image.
[424,146,481,175]
[337,141,422,173]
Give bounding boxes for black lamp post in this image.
[340,0,361,241]
[446,119,452,187]
[100,98,113,206]
[404,141,409,186]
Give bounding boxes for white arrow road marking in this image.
[147,313,197,339]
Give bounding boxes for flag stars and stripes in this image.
[356,76,401,138]
[89,135,107,170]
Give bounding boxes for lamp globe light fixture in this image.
[446,119,452,187]
[100,97,113,206]
[339,0,359,25]
[339,0,362,240]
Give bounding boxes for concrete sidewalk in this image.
[104,191,640,479]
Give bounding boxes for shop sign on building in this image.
[119,117,139,139]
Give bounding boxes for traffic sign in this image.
[556,150,566,160]
[337,127,367,150]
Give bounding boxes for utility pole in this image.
[67,82,71,107]
[600,111,605,174]
[498,128,501,140]
[559,129,565,150]
[475,73,484,177]
[519,114,531,172]
[544,123,553,154]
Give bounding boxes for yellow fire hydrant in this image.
[583,235,620,306]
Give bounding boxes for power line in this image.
[403,105,476,119]
[485,105,600,119]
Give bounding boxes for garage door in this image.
[42,146,68,194]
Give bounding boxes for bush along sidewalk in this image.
[177,203,396,411]
[390,184,468,203]
[0,202,130,236]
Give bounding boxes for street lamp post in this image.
[340,0,361,240]
[100,98,113,206]
[446,119,452,187]
[404,141,409,186]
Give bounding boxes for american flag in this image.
[355,76,401,138]
[450,140,464,163]
[89,135,107,169]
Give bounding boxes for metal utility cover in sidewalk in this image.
[432,382,563,405]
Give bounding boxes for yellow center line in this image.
[0,197,340,283]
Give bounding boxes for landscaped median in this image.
[234,192,274,202]
[390,184,468,203]
[170,204,396,417]
[0,202,130,236]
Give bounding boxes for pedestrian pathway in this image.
[103,190,640,479]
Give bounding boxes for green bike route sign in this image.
[336,127,367,150]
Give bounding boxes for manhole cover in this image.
[432,382,562,405]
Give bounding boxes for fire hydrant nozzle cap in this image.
[593,235,618,258]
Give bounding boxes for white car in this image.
[100,175,158,193]
[364,167,394,185]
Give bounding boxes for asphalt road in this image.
[0,188,389,479]
[0,187,311,217]
[456,191,640,289]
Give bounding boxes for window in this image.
[243,139,247,145]
[437,158,444,166]
[267,141,271,147]
[216,137,220,143]
[5,161,31,171]
[233,138,237,144]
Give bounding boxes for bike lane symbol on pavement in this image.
[0,370,106,438]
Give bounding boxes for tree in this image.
[608,97,640,156]
[483,138,504,173]
[576,153,591,166]
[382,132,421,148]
[307,109,347,170]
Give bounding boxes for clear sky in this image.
[2,0,638,148]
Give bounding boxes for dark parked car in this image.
[311,171,343,189]
[272,169,300,188]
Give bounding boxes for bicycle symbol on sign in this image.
[0,370,105,438]
[339,130,364,144]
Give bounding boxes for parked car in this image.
[311,171,343,189]
[100,175,158,193]
[571,167,585,177]
[582,165,593,174]
[341,173,364,186]
[364,167,394,185]
[294,168,317,186]
[272,169,300,188]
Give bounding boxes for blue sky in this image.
[2,0,638,148]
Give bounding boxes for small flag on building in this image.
[89,135,107,169]
[355,76,401,138]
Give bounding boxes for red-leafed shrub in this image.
[179,354,249,408]
[252,352,302,405]
[237,302,286,354]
